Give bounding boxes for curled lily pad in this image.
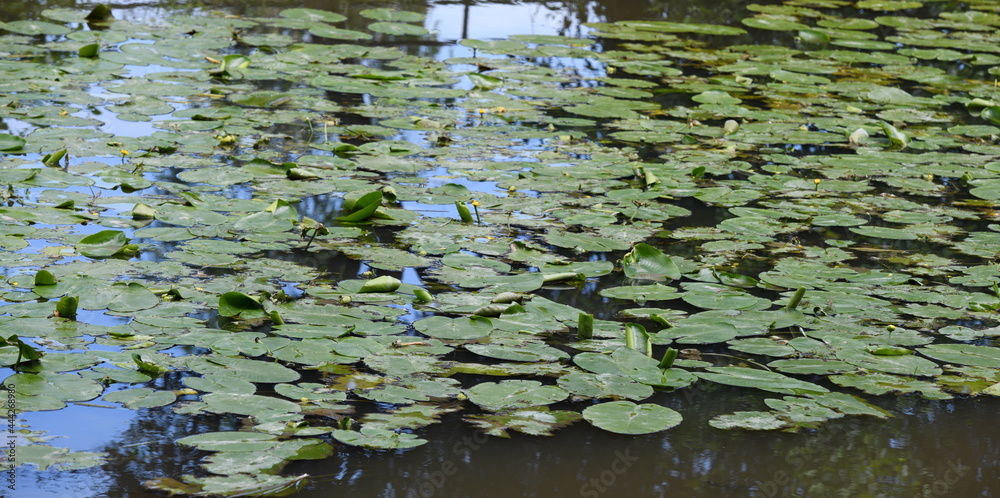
[218,292,266,318]
[741,16,809,31]
[621,243,681,280]
[0,133,26,151]
[76,230,130,258]
[358,276,402,293]
[338,191,385,222]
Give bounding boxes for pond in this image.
[2,0,1000,496]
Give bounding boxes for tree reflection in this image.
[98,372,238,496]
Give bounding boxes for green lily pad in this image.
[14,444,105,471]
[466,379,568,412]
[556,373,654,401]
[849,226,918,240]
[583,401,683,435]
[187,357,300,383]
[697,367,829,395]
[332,427,426,449]
[918,344,1000,368]
[835,346,942,376]
[80,282,159,312]
[359,8,425,22]
[830,372,951,399]
[218,292,267,318]
[709,411,788,431]
[4,20,72,35]
[4,372,104,411]
[176,431,278,452]
[308,25,372,41]
[103,388,177,409]
[464,407,582,437]
[0,133,26,151]
[413,316,493,341]
[368,22,429,36]
[612,20,746,36]
[76,230,130,258]
[279,8,346,22]
[201,392,302,416]
[742,16,810,31]
[598,284,679,302]
[621,243,681,280]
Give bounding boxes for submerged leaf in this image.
[464,407,582,437]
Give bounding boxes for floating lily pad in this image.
[187,357,300,384]
[4,20,72,35]
[332,427,426,449]
[621,243,681,280]
[279,8,347,23]
[359,8,425,22]
[830,372,951,399]
[413,316,493,341]
[104,388,177,409]
[709,411,788,431]
[15,444,105,471]
[918,344,1000,368]
[583,401,683,434]
[76,230,130,258]
[368,22,429,36]
[556,373,654,401]
[464,407,582,437]
[466,380,568,412]
[308,25,372,41]
[697,367,829,395]
[0,133,26,151]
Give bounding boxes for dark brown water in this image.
[4,0,999,497]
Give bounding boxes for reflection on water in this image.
[4,0,1000,496]
[274,390,1000,497]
